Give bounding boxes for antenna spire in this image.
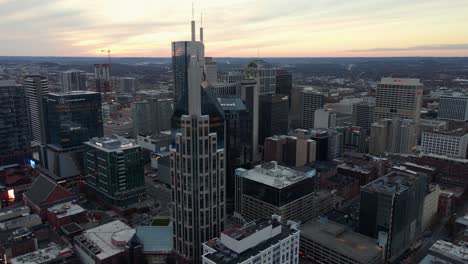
[191,2,196,41]
[199,12,204,43]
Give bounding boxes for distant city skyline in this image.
[1,0,468,57]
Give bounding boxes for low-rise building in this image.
[202,215,300,264]
[135,220,174,264]
[46,201,87,229]
[0,228,37,262]
[10,243,76,264]
[420,240,468,264]
[300,219,383,264]
[74,220,142,264]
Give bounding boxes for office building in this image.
[0,81,31,166]
[275,69,292,107]
[327,129,343,160]
[263,135,316,167]
[42,91,103,179]
[132,98,173,136]
[314,108,337,129]
[217,96,253,213]
[204,57,218,83]
[60,70,87,92]
[290,87,324,130]
[74,220,142,264]
[120,77,136,94]
[352,101,375,131]
[94,63,110,94]
[369,118,417,156]
[243,60,276,94]
[210,82,239,96]
[202,215,300,264]
[290,129,329,161]
[420,240,468,264]
[170,26,226,262]
[374,78,422,122]
[221,71,243,84]
[338,126,368,153]
[421,129,468,159]
[359,171,427,261]
[300,219,383,264]
[172,41,205,104]
[85,135,145,207]
[235,162,334,223]
[24,75,48,145]
[258,94,289,145]
[438,95,468,121]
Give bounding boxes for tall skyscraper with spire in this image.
[170,14,226,263]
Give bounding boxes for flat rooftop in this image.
[86,135,139,152]
[300,219,382,263]
[0,80,20,87]
[47,201,85,219]
[10,243,74,264]
[424,128,468,137]
[428,240,468,263]
[204,221,298,264]
[362,171,422,195]
[380,77,422,86]
[222,218,281,241]
[237,161,316,189]
[75,220,135,260]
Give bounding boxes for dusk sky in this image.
[1,0,468,57]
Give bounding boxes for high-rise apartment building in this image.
[170,24,226,262]
[263,135,316,167]
[235,162,334,224]
[0,81,31,166]
[24,75,48,145]
[119,77,136,94]
[132,98,174,136]
[359,171,427,261]
[374,78,422,122]
[202,216,300,264]
[258,94,289,145]
[369,118,417,156]
[85,135,145,206]
[243,60,276,94]
[421,129,468,159]
[352,101,375,131]
[438,95,468,121]
[290,88,324,130]
[314,108,337,129]
[60,70,87,92]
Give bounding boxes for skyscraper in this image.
[217,96,252,213]
[170,20,226,263]
[275,69,293,106]
[25,75,48,145]
[374,78,422,122]
[85,135,145,206]
[0,81,31,166]
[43,91,103,179]
[369,118,417,156]
[204,57,217,83]
[131,98,173,136]
[314,108,337,129]
[60,70,87,92]
[290,87,324,130]
[258,94,289,145]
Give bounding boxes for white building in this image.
[314,108,337,129]
[170,36,226,262]
[421,184,440,231]
[60,70,87,92]
[420,240,468,264]
[421,129,468,159]
[202,215,300,264]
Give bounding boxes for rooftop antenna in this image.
[200,12,204,43]
[191,2,196,41]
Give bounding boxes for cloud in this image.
[348,44,468,52]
